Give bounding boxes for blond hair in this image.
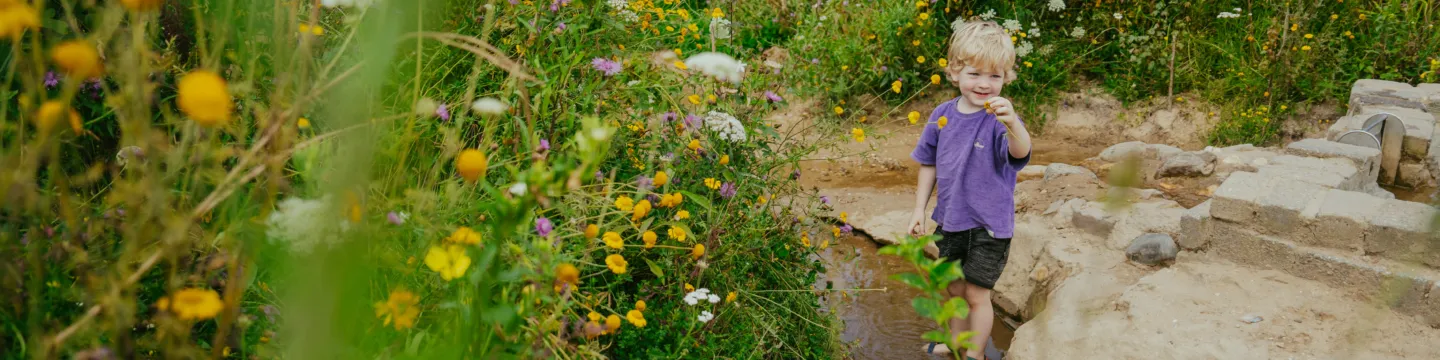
[946,20,1017,83]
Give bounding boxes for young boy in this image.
[909,20,1031,359]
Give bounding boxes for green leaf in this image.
[943,296,969,323]
[930,260,964,285]
[677,190,713,213]
[921,330,949,343]
[645,259,665,280]
[911,297,941,320]
[891,272,929,290]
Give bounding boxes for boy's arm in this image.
[908,165,937,236]
[1005,120,1032,159]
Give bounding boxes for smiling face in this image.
[950,64,1006,112]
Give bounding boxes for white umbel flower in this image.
[979,9,996,20]
[697,310,715,323]
[1047,0,1066,11]
[1070,26,1086,38]
[684,288,714,306]
[703,111,747,142]
[1217,12,1241,19]
[267,196,346,253]
[1016,41,1034,57]
[472,98,508,115]
[684,52,746,84]
[1002,19,1022,31]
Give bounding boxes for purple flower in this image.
[820,196,830,205]
[791,170,801,180]
[556,22,567,32]
[436,104,450,121]
[549,0,559,11]
[719,182,737,198]
[387,211,406,225]
[44,71,59,88]
[662,111,678,122]
[764,91,783,102]
[646,193,661,204]
[538,139,550,151]
[840,224,853,234]
[880,66,888,71]
[509,0,518,4]
[684,114,700,129]
[535,217,554,237]
[261,305,278,323]
[811,58,819,64]
[595,170,605,181]
[591,58,622,76]
[636,175,653,190]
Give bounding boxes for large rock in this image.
[1071,201,1118,237]
[1284,138,1382,182]
[1099,141,1146,162]
[1178,200,1213,250]
[1107,200,1185,251]
[1043,163,1097,182]
[1399,162,1434,188]
[1018,165,1047,182]
[1125,233,1178,265]
[1349,79,1432,115]
[1211,171,1276,223]
[1155,151,1215,178]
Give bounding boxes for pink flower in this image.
[591,58,622,76]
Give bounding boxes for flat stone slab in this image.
[1178,200,1213,250]
[1255,160,1361,191]
[1305,189,1383,252]
[1212,171,1276,223]
[1365,199,1440,268]
[1256,176,1329,235]
[1350,79,1432,114]
[1420,83,1440,114]
[1284,138,1382,182]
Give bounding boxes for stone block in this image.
[1018,165,1047,182]
[1365,199,1439,267]
[1284,138,1382,182]
[1349,79,1431,114]
[1399,162,1434,189]
[1307,189,1383,252]
[1352,106,1436,160]
[1259,155,1364,190]
[1072,202,1118,237]
[1211,172,1274,223]
[1044,163,1098,182]
[1419,83,1440,114]
[1156,151,1215,178]
[1256,177,1329,235]
[1145,144,1183,162]
[1178,200,1213,250]
[1099,141,1146,162]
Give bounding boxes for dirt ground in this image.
[788,89,1440,359]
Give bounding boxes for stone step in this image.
[1207,222,1440,328]
[1349,79,1440,115]
[1284,138,1382,182]
[1211,171,1439,268]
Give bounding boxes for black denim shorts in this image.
[933,226,1011,290]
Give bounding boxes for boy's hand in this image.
[986,97,1020,128]
[907,211,926,236]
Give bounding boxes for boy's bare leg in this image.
[962,283,995,360]
[924,280,974,355]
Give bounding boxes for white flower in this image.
[1113,12,1123,20]
[413,98,439,116]
[979,9,996,20]
[703,111,747,142]
[626,80,642,86]
[605,0,627,10]
[1046,0,1066,12]
[697,310,715,323]
[509,182,528,196]
[1233,7,1242,12]
[1038,44,1055,56]
[684,296,699,306]
[321,0,376,7]
[1217,12,1241,19]
[684,288,715,306]
[1070,26,1086,38]
[471,97,508,115]
[1027,27,1041,38]
[1016,41,1034,58]
[684,52,746,84]
[1002,19,1022,31]
[619,9,639,22]
[708,294,721,303]
[267,196,347,253]
[710,17,733,39]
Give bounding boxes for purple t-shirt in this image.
[910,97,1031,238]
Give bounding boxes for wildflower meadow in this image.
[1,0,1436,359]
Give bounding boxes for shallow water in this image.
[818,234,1015,359]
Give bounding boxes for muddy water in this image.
[818,233,1015,359]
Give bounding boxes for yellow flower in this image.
[653,171,669,187]
[456,149,489,182]
[636,300,648,311]
[446,226,482,245]
[425,245,472,281]
[119,0,163,11]
[588,311,603,324]
[917,56,926,63]
[758,195,768,205]
[298,23,324,36]
[177,70,234,127]
[911,39,920,46]
[726,291,737,303]
[908,111,921,124]
[710,7,724,18]
[642,231,657,248]
[168,288,223,321]
[688,94,701,104]
[1011,35,1017,43]
[1344,31,1353,38]
[692,243,705,260]
[931,74,941,84]
[938,58,948,68]
[841,65,849,71]
[555,263,580,291]
[1175,97,1185,102]
[606,254,629,274]
[852,128,865,142]
[626,310,647,327]
[891,80,902,93]
[373,289,420,330]
[675,210,691,220]
[605,314,622,334]
[1331,14,1338,20]
[937,116,948,129]
[840,212,848,223]
[706,94,716,103]
[1301,45,1312,51]
[668,226,687,242]
[685,283,695,292]
[297,117,311,129]
[1023,61,1033,68]
[36,101,82,134]
[585,224,600,239]
[50,41,103,79]
[603,231,624,249]
[831,226,841,237]
[801,233,812,247]
[1359,13,1366,20]
[834,106,844,115]
[919,12,930,20]
[719,154,730,165]
[687,23,698,32]
[615,196,635,212]
[688,139,702,151]
[632,199,651,221]
[819,239,830,249]
[704,178,720,190]
[1290,24,1298,31]
[1303,33,1314,39]
[674,60,689,70]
